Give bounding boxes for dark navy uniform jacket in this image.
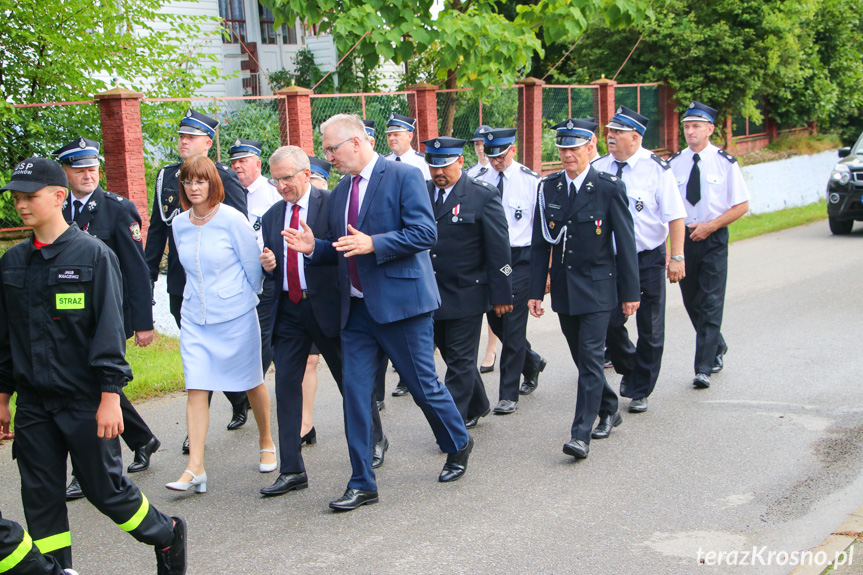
[427,174,512,321]
[0,226,132,411]
[529,167,640,315]
[144,161,248,296]
[63,186,152,339]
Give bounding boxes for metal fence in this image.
[541,85,599,163]
[732,105,767,138]
[614,83,662,150]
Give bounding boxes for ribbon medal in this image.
[451,204,460,222]
[595,219,603,235]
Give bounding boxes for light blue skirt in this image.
[180,309,263,391]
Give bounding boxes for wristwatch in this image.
[670,255,685,262]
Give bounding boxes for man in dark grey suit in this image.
[528,118,640,459]
[259,146,384,497]
[421,136,512,428]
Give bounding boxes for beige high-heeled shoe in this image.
[166,470,207,493]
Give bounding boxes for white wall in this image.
[741,150,836,214]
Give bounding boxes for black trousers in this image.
[272,295,383,475]
[14,403,174,569]
[433,314,490,421]
[606,244,667,400]
[486,247,544,402]
[558,310,618,443]
[679,227,729,374]
[373,356,397,402]
[171,293,248,410]
[0,511,65,575]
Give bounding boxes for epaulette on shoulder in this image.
[650,153,671,170]
[472,177,492,189]
[104,191,125,203]
[667,150,682,161]
[594,153,610,163]
[414,150,424,158]
[521,165,540,179]
[540,170,563,183]
[718,148,738,163]
[598,172,621,183]
[217,162,229,171]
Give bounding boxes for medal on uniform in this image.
[87,200,96,212]
[549,221,555,229]
[451,204,460,222]
[635,200,644,212]
[168,195,174,203]
[595,219,602,235]
[515,209,522,220]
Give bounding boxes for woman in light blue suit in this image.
[166,155,276,494]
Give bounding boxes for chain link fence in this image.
[541,86,599,163]
[614,84,662,150]
[732,104,767,138]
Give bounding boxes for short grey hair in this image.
[319,114,370,143]
[268,146,310,170]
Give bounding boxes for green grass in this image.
[729,199,828,242]
[4,333,183,435]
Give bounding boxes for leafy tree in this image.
[0,0,225,169]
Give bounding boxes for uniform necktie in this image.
[687,153,701,206]
[347,175,362,292]
[435,189,445,213]
[614,161,627,178]
[569,182,577,197]
[497,171,504,195]
[395,156,401,162]
[286,204,302,304]
[73,200,83,221]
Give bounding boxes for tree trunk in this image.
[441,66,459,137]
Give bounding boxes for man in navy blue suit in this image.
[285,114,473,512]
[258,146,386,497]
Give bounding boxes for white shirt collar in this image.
[356,152,380,182]
[288,184,312,211]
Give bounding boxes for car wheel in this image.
[829,217,854,235]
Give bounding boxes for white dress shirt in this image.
[385,147,432,180]
[246,175,281,250]
[343,153,380,298]
[668,143,751,226]
[283,184,311,292]
[593,146,686,252]
[477,160,540,247]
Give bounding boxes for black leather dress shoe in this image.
[372,435,389,469]
[464,408,490,429]
[128,436,161,473]
[155,515,186,575]
[66,477,85,501]
[712,344,727,374]
[439,435,473,482]
[300,427,317,447]
[693,373,711,389]
[260,472,309,496]
[619,374,632,397]
[181,435,189,455]
[391,383,409,397]
[376,400,385,411]
[519,357,547,395]
[492,399,518,414]
[227,399,250,430]
[629,398,648,413]
[563,438,589,459]
[329,488,379,511]
[591,411,622,439]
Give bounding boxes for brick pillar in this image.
[407,83,439,151]
[658,85,680,153]
[276,86,314,153]
[766,116,779,142]
[94,88,149,239]
[516,77,545,171]
[591,77,617,141]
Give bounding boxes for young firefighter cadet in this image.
[0,158,187,575]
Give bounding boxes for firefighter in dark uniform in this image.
[527,119,640,459]
[143,109,251,446]
[0,158,186,574]
[0,506,77,574]
[51,138,161,502]
[422,136,513,427]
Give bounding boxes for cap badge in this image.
[617,107,623,114]
[185,110,192,117]
[78,137,86,148]
[234,139,241,147]
[487,133,493,141]
[566,120,573,129]
[689,101,695,109]
[434,140,440,148]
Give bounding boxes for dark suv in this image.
[827,135,863,234]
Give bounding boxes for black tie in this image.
[569,182,577,197]
[497,172,504,195]
[73,200,83,221]
[395,156,401,162]
[614,161,627,178]
[435,189,445,212]
[687,153,701,206]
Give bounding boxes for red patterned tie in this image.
[287,204,302,303]
[347,175,362,291]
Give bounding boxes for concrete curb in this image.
[789,504,863,575]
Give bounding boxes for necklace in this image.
[191,205,218,220]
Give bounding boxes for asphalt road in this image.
[1,220,862,575]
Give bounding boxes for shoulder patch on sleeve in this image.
[718,149,738,163]
[650,153,671,170]
[521,165,540,179]
[129,222,142,242]
[668,150,682,161]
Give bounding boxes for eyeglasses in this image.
[323,137,354,157]
[181,180,209,187]
[268,169,306,186]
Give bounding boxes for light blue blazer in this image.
[172,204,263,325]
